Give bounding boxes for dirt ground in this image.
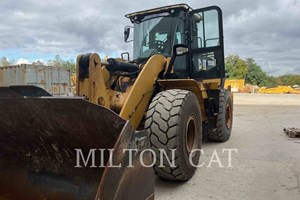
[155,93,300,200]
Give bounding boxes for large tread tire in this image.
[145,89,202,181]
[207,90,233,142]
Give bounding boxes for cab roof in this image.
[125,4,193,23]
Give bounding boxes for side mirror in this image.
[124,26,131,42]
[173,44,189,56]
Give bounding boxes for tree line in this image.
[225,55,300,87]
[1,55,300,87]
[0,55,76,73]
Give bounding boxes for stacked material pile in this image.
[258,86,300,94]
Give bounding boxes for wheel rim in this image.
[225,104,232,129]
[185,115,197,153]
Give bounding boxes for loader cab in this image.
[125,4,225,82]
[125,5,189,61]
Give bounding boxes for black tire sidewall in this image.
[177,93,202,173]
[146,89,202,180]
[221,91,233,139]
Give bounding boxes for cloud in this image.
[0,0,299,76]
[224,0,300,75]
[16,58,29,64]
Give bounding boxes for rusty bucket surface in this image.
[0,86,154,200]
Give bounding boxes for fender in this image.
[158,79,207,121]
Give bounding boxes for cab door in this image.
[189,6,225,83]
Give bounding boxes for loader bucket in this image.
[0,86,154,200]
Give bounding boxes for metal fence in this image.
[0,64,71,96]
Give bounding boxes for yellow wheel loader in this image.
[0,4,233,200]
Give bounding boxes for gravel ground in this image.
[155,93,300,200]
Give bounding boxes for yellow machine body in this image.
[75,53,225,130]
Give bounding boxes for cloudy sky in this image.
[0,0,299,76]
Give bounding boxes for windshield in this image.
[133,15,179,59]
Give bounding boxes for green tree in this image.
[266,76,277,87]
[32,60,44,65]
[245,58,269,87]
[47,55,63,67]
[0,57,10,66]
[47,55,76,72]
[62,59,76,73]
[275,74,300,86]
[225,55,248,79]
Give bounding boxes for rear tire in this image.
[207,90,233,142]
[145,89,202,181]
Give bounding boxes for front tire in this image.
[145,89,202,181]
